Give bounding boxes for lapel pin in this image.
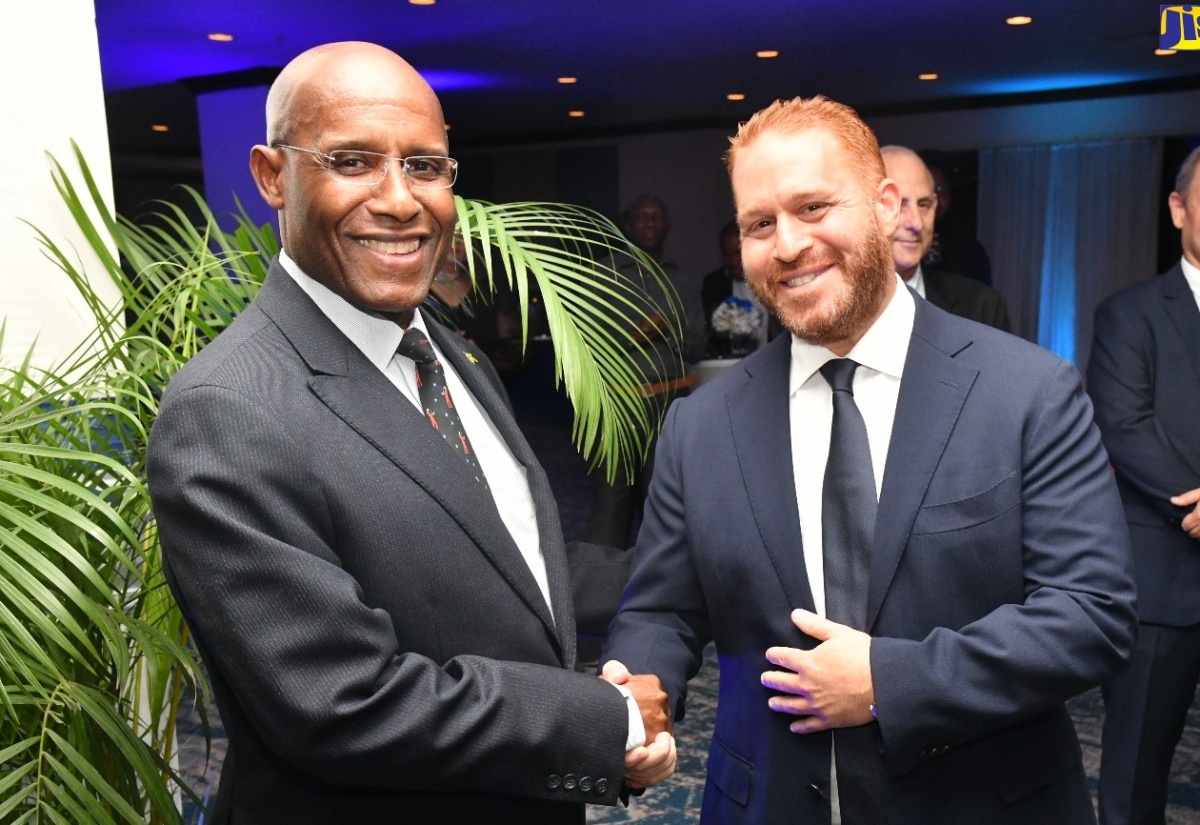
[464,352,479,364]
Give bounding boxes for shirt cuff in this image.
[613,683,647,751]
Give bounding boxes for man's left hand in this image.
[1171,487,1200,539]
[762,609,874,733]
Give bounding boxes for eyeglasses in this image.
[274,145,458,189]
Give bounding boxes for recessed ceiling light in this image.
[756,50,779,59]
[557,77,578,84]
[1006,15,1032,25]
[1156,48,1177,56]
[727,93,746,101]
[568,110,585,118]
[151,124,170,132]
[919,73,939,81]
[409,0,436,5]
[207,33,234,42]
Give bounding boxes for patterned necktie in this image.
[397,328,488,489]
[819,358,885,821]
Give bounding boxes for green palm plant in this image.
[0,142,680,823]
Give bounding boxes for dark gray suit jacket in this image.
[604,297,1135,824]
[1088,263,1200,626]
[148,261,628,824]
[922,266,1012,332]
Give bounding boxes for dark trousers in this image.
[1099,620,1200,825]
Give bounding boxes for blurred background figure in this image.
[919,149,994,286]
[883,146,1011,332]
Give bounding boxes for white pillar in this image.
[0,0,118,371]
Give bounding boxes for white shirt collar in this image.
[789,273,915,396]
[905,264,926,299]
[1180,256,1200,306]
[277,250,430,365]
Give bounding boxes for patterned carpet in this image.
[174,356,1200,822]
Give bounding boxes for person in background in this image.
[602,94,1135,824]
[583,195,700,549]
[147,41,673,825]
[702,220,772,356]
[882,145,1011,332]
[1091,144,1200,825]
[919,149,994,286]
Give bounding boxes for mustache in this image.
[769,251,844,281]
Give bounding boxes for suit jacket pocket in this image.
[911,471,1020,535]
[708,735,753,807]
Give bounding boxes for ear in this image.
[1168,190,1186,231]
[249,145,286,210]
[876,177,901,238]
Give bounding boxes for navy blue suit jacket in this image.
[1088,263,1200,627]
[604,298,1135,824]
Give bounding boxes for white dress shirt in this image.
[789,274,914,617]
[787,275,914,822]
[278,252,551,613]
[1181,256,1200,312]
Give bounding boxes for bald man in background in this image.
[881,145,1011,332]
[148,41,673,825]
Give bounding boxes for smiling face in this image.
[882,148,937,281]
[732,127,899,355]
[250,43,455,327]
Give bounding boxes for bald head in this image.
[249,41,457,328]
[266,41,444,146]
[881,145,938,281]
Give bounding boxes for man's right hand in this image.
[1171,487,1200,539]
[601,660,673,739]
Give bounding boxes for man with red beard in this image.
[601,96,1135,824]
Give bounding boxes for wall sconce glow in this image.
[207,33,234,42]
[557,77,578,84]
[151,124,170,132]
[1156,48,1177,55]
[919,73,939,81]
[727,93,746,101]
[756,50,779,58]
[418,70,493,91]
[568,110,585,118]
[1006,15,1032,25]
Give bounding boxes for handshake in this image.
[601,660,677,789]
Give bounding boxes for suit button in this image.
[808,783,825,799]
[579,776,593,792]
[595,777,609,794]
[563,773,579,790]
[546,774,562,789]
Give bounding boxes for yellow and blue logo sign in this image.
[1161,5,1200,49]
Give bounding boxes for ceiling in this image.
[98,1,1197,154]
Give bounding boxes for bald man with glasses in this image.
[148,41,674,825]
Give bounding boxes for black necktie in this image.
[397,329,488,489]
[819,358,885,822]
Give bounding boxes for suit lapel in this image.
[726,335,817,612]
[427,323,576,657]
[1162,265,1200,388]
[256,265,564,654]
[867,301,978,629]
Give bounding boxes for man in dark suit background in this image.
[1091,144,1200,825]
[147,41,673,825]
[881,145,1011,333]
[602,95,1135,823]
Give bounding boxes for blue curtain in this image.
[978,138,1162,368]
